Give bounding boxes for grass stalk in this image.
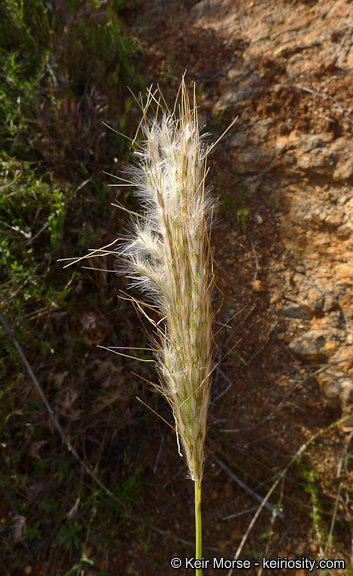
[195,481,202,575]
[115,77,215,571]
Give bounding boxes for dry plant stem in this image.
[227,415,350,576]
[210,450,284,519]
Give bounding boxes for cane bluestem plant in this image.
[63,78,220,574]
[117,79,217,573]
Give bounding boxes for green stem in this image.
[195,481,202,576]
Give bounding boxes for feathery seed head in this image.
[118,79,215,483]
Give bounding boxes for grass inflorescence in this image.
[117,80,216,485]
[111,78,218,573]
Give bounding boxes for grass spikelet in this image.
[117,78,215,572]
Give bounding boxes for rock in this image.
[318,370,353,411]
[279,302,313,319]
[237,148,273,173]
[318,371,343,408]
[288,329,343,361]
[330,347,353,370]
[296,146,336,173]
[333,263,353,286]
[253,279,267,292]
[340,378,353,411]
[275,132,352,181]
[334,160,353,181]
[270,290,283,304]
[331,139,353,181]
[296,134,333,153]
[302,282,340,313]
[189,0,353,427]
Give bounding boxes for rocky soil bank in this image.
[121,1,353,573]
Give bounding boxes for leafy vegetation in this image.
[0,1,148,573]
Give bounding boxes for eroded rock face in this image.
[189,0,353,418]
